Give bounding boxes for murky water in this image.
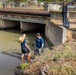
[0,29,51,75]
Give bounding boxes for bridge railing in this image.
[50,10,76,19]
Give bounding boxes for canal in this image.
[0,29,51,75]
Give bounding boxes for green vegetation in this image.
[20,63,29,69]
[7,0,71,5]
[8,0,27,3]
[38,0,51,2]
[7,0,71,3]
[38,0,71,2]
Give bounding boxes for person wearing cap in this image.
[61,0,75,29]
[19,34,31,61]
[32,33,44,56]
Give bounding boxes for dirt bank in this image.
[17,30,76,75]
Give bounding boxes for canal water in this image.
[0,29,50,75]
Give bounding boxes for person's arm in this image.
[25,43,30,50]
[24,39,30,51]
[31,41,35,46]
[40,38,44,48]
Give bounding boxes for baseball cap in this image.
[35,33,40,36]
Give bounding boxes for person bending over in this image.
[32,33,44,56]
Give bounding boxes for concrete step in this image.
[70,21,76,24]
[70,22,76,24]
[69,19,76,24]
[69,19,76,30]
[69,24,76,30]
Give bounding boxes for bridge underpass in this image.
[0,8,48,32]
[20,22,45,32]
[0,20,20,29]
[0,8,69,45]
[0,19,45,33]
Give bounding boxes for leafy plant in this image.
[20,63,29,69]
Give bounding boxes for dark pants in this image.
[62,13,70,28]
[21,48,29,54]
[34,48,42,56]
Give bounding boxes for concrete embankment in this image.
[45,21,67,45]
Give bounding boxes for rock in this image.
[39,66,48,75]
[14,66,24,75]
[53,57,60,61]
[23,69,34,75]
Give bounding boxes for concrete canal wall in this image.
[45,21,67,45]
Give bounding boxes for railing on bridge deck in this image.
[50,10,76,19]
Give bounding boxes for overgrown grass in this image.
[38,41,76,75]
[23,40,76,75]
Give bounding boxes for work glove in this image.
[31,43,34,46]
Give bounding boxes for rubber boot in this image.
[27,53,31,61]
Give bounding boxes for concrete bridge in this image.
[0,8,50,31]
[0,8,76,45]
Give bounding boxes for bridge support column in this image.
[0,20,19,29]
[45,21,67,45]
[0,19,4,29]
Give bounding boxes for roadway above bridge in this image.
[0,8,50,17]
